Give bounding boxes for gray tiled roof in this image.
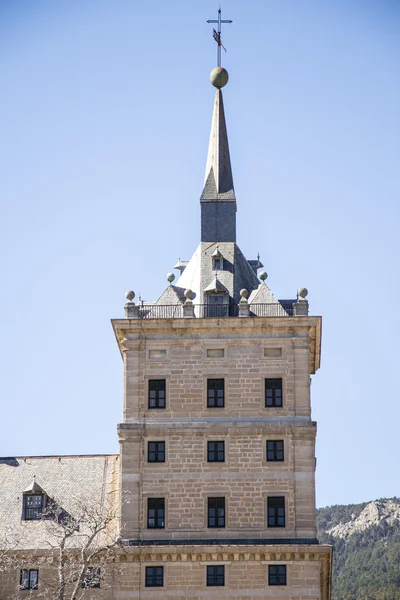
[0,454,119,550]
[155,284,186,306]
[200,90,236,203]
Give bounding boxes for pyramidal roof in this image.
[200,88,236,204]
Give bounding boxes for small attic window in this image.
[23,494,45,520]
[211,247,223,272]
[22,477,46,521]
[212,257,223,272]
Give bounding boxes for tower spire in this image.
[200,68,236,204]
[200,67,236,242]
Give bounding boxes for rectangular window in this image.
[148,379,166,409]
[212,257,223,271]
[266,440,284,462]
[265,378,282,407]
[207,379,225,408]
[20,570,38,590]
[147,498,165,529]
[145,566,164,587]
[267,496,285,527]
[148,441,165,463]
[81,567,100,588]
[207,565,225,586]
[207,441,225,462]
[268,564,287,586]
[23,494,44,520]
[208,497,225,528]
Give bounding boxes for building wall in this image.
[117,319,319,542]
[0,546,331,599]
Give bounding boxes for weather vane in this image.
[207,6,232,67]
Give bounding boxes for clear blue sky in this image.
[1,0,399,508]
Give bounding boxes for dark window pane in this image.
[265,379,283,408]
[267,497,285,527]
[207,379,225,408]
[146,566,164,587]
[148,380,166,409]
[266,440,284,462]
[208,441,225,462]
[147,498,165,529]
[208,497,225,528]
[268,565,287,585]
[207,565,225,586]
[20,570,38,590]
[148,441,165,463]
[24,494,44,520]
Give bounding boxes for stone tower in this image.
[112,66,332,598]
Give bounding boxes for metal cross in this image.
[207,7,233,67]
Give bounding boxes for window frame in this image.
[212,257,223,272]
[81,567,100,589]
[148,379,166,409]
[206,565,225,586]
[265,378,283,408]
[207,441,225,463]
[267,496,286,528]
[148,441,166,463]
[207,497,226,528]
[147,498,165,529]
[23,493,45,521]
[266,440,284,462]
[20,569,38,590]
[145,566,164,587]
[207,379,225,408]
[268,564,287,586]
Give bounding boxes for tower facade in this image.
[112,66,332,598]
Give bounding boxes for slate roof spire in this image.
[201,67,237,243]
[201,88,236,203]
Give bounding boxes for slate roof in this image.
[200,89,236,203]
[0,454,119,550]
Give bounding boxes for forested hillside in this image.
[317,498,400,600]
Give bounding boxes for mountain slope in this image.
[317,498,400,600]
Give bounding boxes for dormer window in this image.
[23,494,45,520]
[22,477,46,520]
[212,257,223,271]
[211,247,224,272]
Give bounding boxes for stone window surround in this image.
[263,493,289,530]
[146,497,166,529]
[145,437,168,464]
[146,440,166,464]
[145,376,169,410]
[204,493,228,529]
[204,376,227,410]
[206,564,225,586]
[264,376,285,409]
[268,563,288,586]
[206,439,226,463]
[264,438,286,464]
[143,565,164,587]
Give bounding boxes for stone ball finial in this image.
[125,290,135,302]
[184,289,194,300]
[298,287,308,299]
[240,288,249,299]
[166,273,175,284]
[210,67,229,88]
[259,271,268,282]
